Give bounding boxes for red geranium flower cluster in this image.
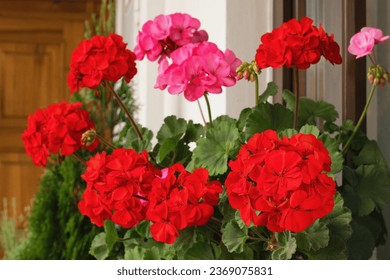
[225,130,336,232]
[78,148,158,228]
[147,164,222,244]
[134,13,209,62]
[67,33,137,94]
[78,151,222,244]
[255,17,342,69]
[21,102,98,167]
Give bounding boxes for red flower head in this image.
[67,34,137,94]
[146,164,222,244]
[225,130,336,232]
[21,102,98,166]
[255,17,342,70]
[79,148,160,228]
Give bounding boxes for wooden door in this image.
[0,0,100,231]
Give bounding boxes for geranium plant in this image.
[22,13,390,260]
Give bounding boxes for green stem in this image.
[255,74,259,106]
[204,93,213,127]
[72,153,86,165]
[104,81,143,140]
[95,133,117,150]
[293,68,300,129]
[197,99,207,125]
[342,83,377,155]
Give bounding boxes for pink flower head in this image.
[361,27,390,43]
[348,27,389,59]
[134,13,208,62]
[348,31,375,59]
[155,42,241,101]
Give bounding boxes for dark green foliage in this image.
[15,158,100,259]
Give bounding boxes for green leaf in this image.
[271,231,297,260]
[282,89,295,111]
[299,98,338,124]
[244,103,293,139]
[157,116,187,142]
[124,126,153,152]
[305,236,348,260]
[143,247,161,260]
[89,232,109,260]
[135,220,151,238]
[299,124,320,138]
[296,220,329,252]
[222,220,248,254]
[124,246,146,260]
[282,90,338,127]
[279,128,298,138]
[185,241,215,260]
[104,220,119,252]
[219,244,254,260]
[354,140,389,169]
[183,120,204,143]
[235,211,247,230]
[295,194,350,260]
[319,134,344,176]
[354,165,390,216]
[321,193,352,241]
[347,220,376,259]
[173,228,197,259]
[238,108,253,132]
[259,82,278,103]
[156,116,188,163]
[191,116,240,176]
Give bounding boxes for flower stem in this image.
[72,153,86,165]
[293,68,300,129]
[197,99,207,125]
[104,81,143,140]
[95,133,117,150]
[255,74,259,106]
[204,93,213,127]
[342,83,376,155]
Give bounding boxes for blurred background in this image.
[0,0,389,259]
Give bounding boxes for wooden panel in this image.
[342,0,367,126]
[0,42,64,121]
[0,0,102,259]
[0,153,42,215]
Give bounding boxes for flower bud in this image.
[81,129,97,147]
[367,64,389,87]
[236,60,261,82]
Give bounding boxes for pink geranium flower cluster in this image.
[155,42,241,101]
[134,13,241,102]
[348,27,389,59]
[134,13,209,62]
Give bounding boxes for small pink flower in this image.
[348,27,389,59]
[361,27,390,43]
[348,31,375,59]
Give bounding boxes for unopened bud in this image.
[374,77,380,85]
[368,73,374,84]
[252,63,260,74]
[243,70,249,80]
[81,129,97,147]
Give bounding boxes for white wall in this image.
[116,0,273,135]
